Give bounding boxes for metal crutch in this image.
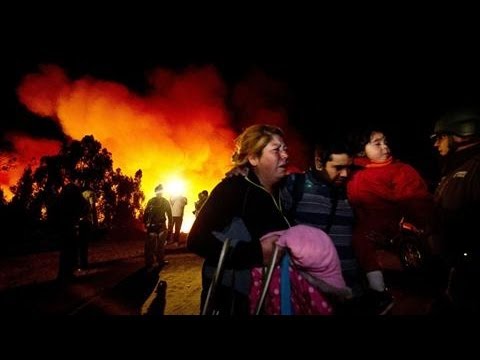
[254,243,280,315]
[201,237,232,315]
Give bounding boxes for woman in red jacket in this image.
[347,128,432,314]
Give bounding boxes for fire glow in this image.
[5,64,306,232]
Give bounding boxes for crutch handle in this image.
[255,243,280,315]
[202,238,231,315]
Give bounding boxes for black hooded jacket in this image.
[187,172,290,269]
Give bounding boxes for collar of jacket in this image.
[245,170,284,193]
[442,142,480,176]
[354,156,394,168]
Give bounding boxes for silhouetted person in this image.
[143,184,172,270]
[193,190,208,217]
[54,181,89,282]
[169,194,187,245]
[78,186,97,270]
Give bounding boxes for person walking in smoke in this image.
[143,184,172,270]
[77,185,98,271]
[169,193,187,246]
[193,190,208,217]
[54,179,89,282]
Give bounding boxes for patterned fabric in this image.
[250,266,333,315]
[249,225,349,315]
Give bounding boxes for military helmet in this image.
[433,109,480,138]
[154,184,163,194]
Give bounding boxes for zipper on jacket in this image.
[244,175,291,228]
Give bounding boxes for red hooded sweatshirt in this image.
[346,157,432,272]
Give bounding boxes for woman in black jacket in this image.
[187,124,291,315]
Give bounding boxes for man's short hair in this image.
[314,140,353,166]
[155,184,163,194]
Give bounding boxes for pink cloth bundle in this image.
[261,224,346,289]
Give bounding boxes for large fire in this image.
[0,134,61,193]
[3,64,306,232]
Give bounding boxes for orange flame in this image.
[0,134,61,199]
[14,64,307,231]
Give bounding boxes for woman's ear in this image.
[248,154,259,167]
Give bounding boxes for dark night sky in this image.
[3,16,480,183]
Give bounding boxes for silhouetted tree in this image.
[0,188,6,207]
[7,168,37,243]
[10,167,34,210]
[3,135,145,252]
[110,168,145,231]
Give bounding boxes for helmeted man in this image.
[431,108,480,313]
[143,184,172,269]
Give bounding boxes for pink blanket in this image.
[250,225,350,315]
[271,224,346,289]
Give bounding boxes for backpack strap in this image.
[290,172,306,216]
[325,189,339,234]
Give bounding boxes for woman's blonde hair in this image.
[231,124,285,167]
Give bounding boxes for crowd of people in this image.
[51,108,479,315]
[186,108,480,315]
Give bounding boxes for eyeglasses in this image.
[430,133,448,142]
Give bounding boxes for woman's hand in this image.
[261,235,284,265]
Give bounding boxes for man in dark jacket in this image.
[431,109,480,313]
[143,184,172,270]
[55,181,89,282]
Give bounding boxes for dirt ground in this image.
[0,237,204,315]
[0,235,438,315]
[0,238,144,291]
[158,253,203,315]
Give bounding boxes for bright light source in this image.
[164,177,187,197]
[163,177,193,232]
